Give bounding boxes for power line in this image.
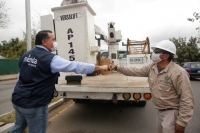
[173,22,196,37]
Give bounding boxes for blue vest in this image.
[12,47,59,108]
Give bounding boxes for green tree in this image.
[0,1,10,28]
[0,17,41,59]
[187,12,200,42]
[0,38,26,59]
[187,12,200,27]
[170,37,200,64]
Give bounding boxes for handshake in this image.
[95,64,118,71]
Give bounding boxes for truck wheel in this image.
[138,101,146,107]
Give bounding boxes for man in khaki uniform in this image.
[109,40,194,133]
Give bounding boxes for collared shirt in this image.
[116,61,194,127]
[36,45,95,74]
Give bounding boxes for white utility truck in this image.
[41,1,152,107]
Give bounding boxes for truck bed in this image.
[56,72,150,93]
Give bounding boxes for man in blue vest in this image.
[10,30,108,133]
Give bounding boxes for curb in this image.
[0,123,14,133]
[0,76,18,82]
[0,77,18,82]
[0,98,66,133]
[48,98,65,111]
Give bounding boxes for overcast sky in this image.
[0,0,199,50]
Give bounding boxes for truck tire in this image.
[138,101,146,107]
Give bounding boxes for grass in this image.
[0,97,62,124]
[0,111,15,124]
[49,97,61,104]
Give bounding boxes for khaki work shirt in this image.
[117,61,194,127]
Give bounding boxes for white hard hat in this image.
[151,40,178,58]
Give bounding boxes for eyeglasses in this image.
[153,50,163,54]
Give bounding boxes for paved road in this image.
[47,100,156,133]
[46,79,200,133]
[0,80,16,115]
[187,79,200,133]
[0,79,200,133]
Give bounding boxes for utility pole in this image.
[25,0,31,51]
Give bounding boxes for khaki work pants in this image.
[156,109,179,133]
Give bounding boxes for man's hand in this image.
[94,64,117,71]
[94,65,108,71]
[108,64,117,71]
[175,123,185,133]
[100,65,109,71]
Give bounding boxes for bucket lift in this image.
[107,22,122,65]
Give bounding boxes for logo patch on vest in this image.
[23,54,37,67]
[160,75,171,85]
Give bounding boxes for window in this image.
[190,63,200,68]
[181,63,188,68]
[101,52,108,58]
[101,51,128,59]
[118,51,127,59]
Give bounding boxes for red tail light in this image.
[187,69,191,73]
[144,93,151,100]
